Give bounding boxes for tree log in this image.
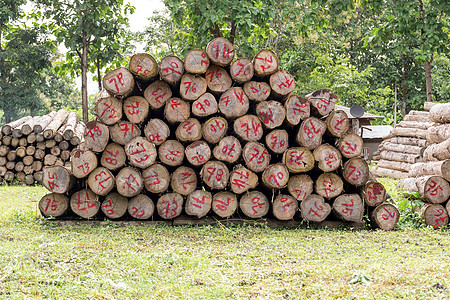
[15,162,24,173]
[171,166,197,196]
[391,127,428,139]
[300,194,331,222]
[2,116,32,135]
[39,193,69,218]
[427,124,450,144]
[240,191,269,218]
[243,81,271,102]
[185,141,211,166]
[129,53,158,81]
[218,87,249,118]
[158,140,185,167]
[338,133,364,158]
[87,167,115,196]
[421,204,449,228]
[123,96,149,124]
[142,163,170,194]
[296,117,326,150]
[233,115,263,142]
[229,166,258,194]
[213,136,242,164]
[71,149,98,179]
[43,109,69,139]
[269,70,295,99]
[265,129,289,154]
[157,193,184,219]
[0,145,8,156]
[185,190,212,218]
[429,103,450,123]
[326,110,349,137]
[110,121,141,145]
[192,93,218,117]
[409,160,450,181]
[230,57,254,83]
[144,118,170,146]
[212,191,238,218]
[184,49,210,74]
[400,175,449,204]
[100,143,126,171]
[128,194,155,220]
[33,111,57,134]
[125,137,157,169]
[242,142,271,173]
[70,122,86,146]
[313,144,342,172]
[377,159,412,172]
[102,193,128,219]
[315,173,344,199]
[206,37,235,67]
[202,117,228,144]
[34,148,45,160]
[70,189,100,219]
[42,166,74,194]
[397,120,434,130]
[253,49,279,77]
[382,142,424,156]
[380,151,420,164]
[361,181,386,207]
[164,98,191,124]
[262,163,289,189]
[332,194,364,222]
[175,118,203,142]
[144,80,173,110]
[305,89,337,117]
[273,195,298,221]
[283,147,315,173]
[205,65,232,94]
[103,67,135,98]
[284,94,310,126]
[423,139,450,162]
[27,133,36,144]
[115,167,144,197]
[342,158,369,186]
[256,100,286,129]
[403,114,430,122]
[179,73,207,101]
[32,160,43,172]
[84,121,109,153]
[370,203,399,230]
[288,174,314,201]
[201,160,230,190]
[370,165,410,179]
[159,55,184,86]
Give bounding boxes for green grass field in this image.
[1,184,450,299]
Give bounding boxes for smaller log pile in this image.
[0,110,84,185]
[371,110,433,179]
[37,38,399,230]
[397,175,450,228]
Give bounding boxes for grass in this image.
[1,185,450,299]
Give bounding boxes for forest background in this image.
[0,0,448,124]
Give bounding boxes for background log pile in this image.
[38,38,398,230]
[0,110,84,185]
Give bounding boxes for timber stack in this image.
[395,102,450,228]
[38,38,398,230]
[0,110,84,185]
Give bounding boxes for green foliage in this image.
[432,54,450,102]
[396,193,427,230]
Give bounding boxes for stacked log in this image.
[38,38,397,230]
[0,110,84,185]
[371,111,433,179]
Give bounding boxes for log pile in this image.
[0,110,84,185]
[371,110,433,179]
[38,38,398,230]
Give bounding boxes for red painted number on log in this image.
[426,180,443,196]
[94,171,112,193]
[191,195,209,209]
[162,197,179,218]
[293,188,306,200]
[210,119,225,133]
[100,99,118,119]
[308,201,324,217]
[126,101,142,116]
[182,121,196,135]
[183,81,197,95]
[255,56,273,72]
[181,172,195,190]
[268,171,284,187]
[130,143,154,164]
[259,108,274,125]
[381,208,396,220]
[289,151,305,166]
[241,121,261,139]
[367,185,382,202]
[251,197,265,215]
[152,87,168,104]
[322,178,334,198]
[47,172,58,191]
[221,143,236,158]
[136,65,151,76]
[324,154,337,168]
[346,164,361,181]
[341,142,358,155]
[44,198,59,212]
[148,133,164,143]
[145,170,160,186]
[279,197,294,212]
[215,197,233,211]
[165,150,181,162]
[315,97,331,111]
[120,123,135,138]
[334,118,345,131]
[277,75,294,90]
[191,154,206,164]
[108,72,124,93]
[249,148,268,165]
[293,101,307,114]
[212,44,232,59]
[131,206,146,218]
[86,126,102,141]
[270,135,285,149]
[341,199,354,215]
[77,162,90,175]
[121,174,139,192]
[162,62,181,75]
[102,199,114,215]
[105,149,119,166]
[76,192,97,212]
[232,170,250,189]
[200,52,208,66]
[205,68,222,82]
[433,209,448,228]
[194,98,210,113]
[206,167,224,182]
[250,84,269,95]
[303,120,321,139]
[234,61,250,77]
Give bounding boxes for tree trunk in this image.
[296,117,326,150]
[156,192,184,219]
[185,141,211,166]
[39,193,69,218]
[143,118,170,146]
[159,55,184,86]
[124,137,157,169]
[243,81,271,102]
[185,190,212,218]
[42,166,74,194]
[423,139,450,162]
[240,191,269,218]
[326,110,349,137]
[70,189,101,219]
[129,53,158,81]
[300,194,331,222]
[305,89,338,117]
[421,203,448,228]
[332,194,364,222]
[218,87,249,118]
[200,161,230,190]
[282,147,315,173]
[102,192,128,219]
[128,194,155,220]
[179,73,207,101]
[115,167,143,197]
[256,100,286,129]
[203,117,228,143]
[204,65,232,94]
[370,203,399,230]
[425,59,433,103]
[409,160,450,181]
[171,166,197,196]
[158,140,185,167]
[381,142,424,155]
[338,133,364,158]
[377,159,412,172]
[380,151,420,164]
[427,124,450,144]
[313,144,342,172]
[2,116,32,136]
[265,129,289,154]
[43,109,69,139]
[142,163,170,194]
[230,57,254,84]
[184,49,210,75]
[272,194,298,221]
[81,31,89,123]
[212,191,238,218]
[253,49,279,77]
[315,173,344,199]
[269,70,295,99]
[109,121,141,145]
[164,98,190,124]
[95,95,123,125]
[71,149,98,178]
[342,158,369,187]
[261,163,289,189]
[213,136,242,163]
[87,167,115,196]
[429,103,450,123]
[192,93,218,117]
[99,143,126,171]
[205,37,235,67]
[361,181,386,207]
[175,118,202,142]
[287,174,314,201]
[242,142,271,173]
[102,67,135,99]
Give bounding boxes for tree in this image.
[33,0,134,122]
